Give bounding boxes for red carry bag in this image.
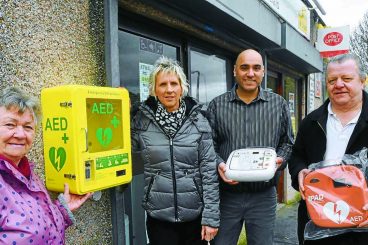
[304,165,368,228]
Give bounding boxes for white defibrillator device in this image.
[225,147,277,182]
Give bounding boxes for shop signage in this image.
[323,32,343,46]
[317,26,350,58]
[140,38,163,55]
[262,0,310,40]
[206,0,310,39]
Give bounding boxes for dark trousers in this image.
[213,187,276,245]
[298,200,368,244]
[146,214,207,245]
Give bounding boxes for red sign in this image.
[323,32,343,46]
[320,49,349,58]
[317,26,350,58]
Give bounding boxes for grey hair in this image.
[149,56,189,98]
[327,53,367,81]
[0,86,41,126]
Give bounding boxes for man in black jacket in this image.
[289,53,368,244]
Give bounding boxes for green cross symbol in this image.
[110,116,120,128]
[61,133,69,144]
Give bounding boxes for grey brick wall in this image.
[0,1,113,244]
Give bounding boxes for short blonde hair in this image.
[0,86,41,126]
[149,56,189,98]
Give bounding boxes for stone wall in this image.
[0,1,113,244]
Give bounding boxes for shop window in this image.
[284,76,299,135]
[189,49,228,104]
[266,71,282,94]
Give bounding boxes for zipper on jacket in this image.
[168,106,201,222]
[317,121,327,136]
[169,137,179,221]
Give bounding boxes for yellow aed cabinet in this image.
[41,85,132,194]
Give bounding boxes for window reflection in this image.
[190,50,227,104]
[118,31,177,104]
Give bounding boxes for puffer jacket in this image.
[131,96,220,228]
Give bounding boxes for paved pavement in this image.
[274,202,299,244]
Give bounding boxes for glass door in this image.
[118,30,179,104]
[118,29,180,245]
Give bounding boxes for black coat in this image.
[288,91,368,244]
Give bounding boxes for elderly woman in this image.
[131,57,220,245]
[0,87,91,244]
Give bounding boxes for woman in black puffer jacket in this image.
[131,57,219,245]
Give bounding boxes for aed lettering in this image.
[45,117,68,131]
[92,102,114,114]
[351,215,363,222]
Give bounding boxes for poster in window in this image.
[288,92,295,117]
[315,75,322,98]
[139,63,153,102]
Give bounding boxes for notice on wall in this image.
[139,63,153,102]
[315,73,322,98]
[309,76,315,113]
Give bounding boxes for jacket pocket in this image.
[145,175,155,202]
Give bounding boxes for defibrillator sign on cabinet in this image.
[41,85,132,194]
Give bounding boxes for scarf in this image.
[155,100,186,137]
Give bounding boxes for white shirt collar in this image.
[327,102,361,125]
